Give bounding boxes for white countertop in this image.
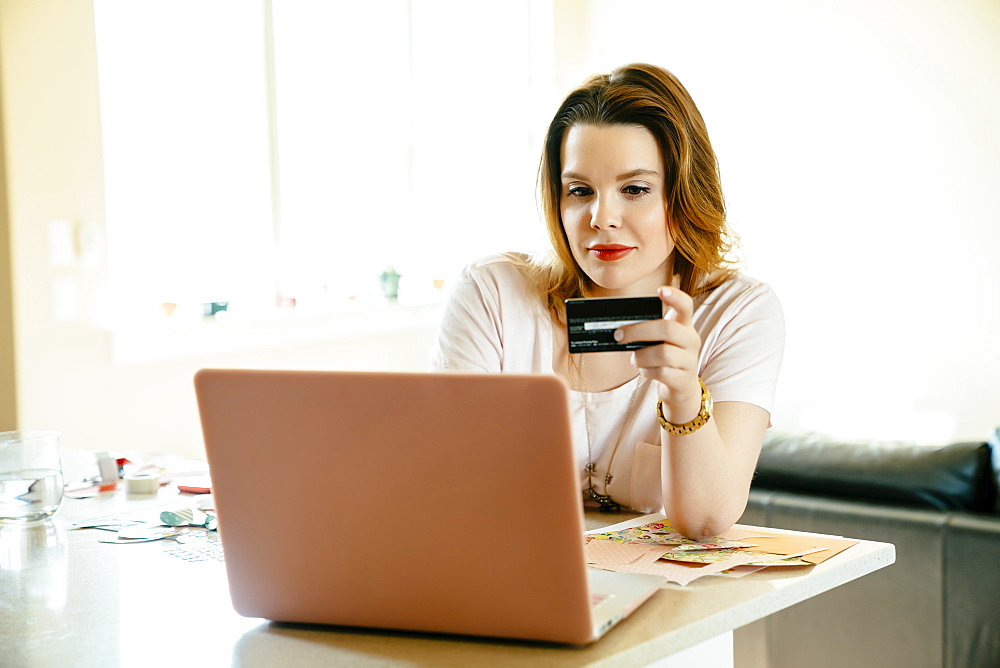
[1,453,895,667]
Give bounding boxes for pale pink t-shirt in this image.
[429,253,785,513]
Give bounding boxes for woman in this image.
[429,64,784,539]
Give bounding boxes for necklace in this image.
[577,354,644,513]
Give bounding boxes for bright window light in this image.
[94,0,275,319]
[93,0,551,329]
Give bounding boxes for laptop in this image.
[194,368,665,645]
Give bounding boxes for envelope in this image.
[731,526,858,564]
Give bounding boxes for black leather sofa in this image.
[736,428,1000,668]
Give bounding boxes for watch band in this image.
[656,378,712,435]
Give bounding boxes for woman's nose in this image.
[590,197,621,229]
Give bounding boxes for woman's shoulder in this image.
[698,271,783,319]
[445,252,550,333]
[459,252,540,289]
[704,271,778,302]
[464,251,535,272]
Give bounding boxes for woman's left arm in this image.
[657,400,769,540]
[618,286,774,539]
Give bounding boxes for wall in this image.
[564,0,1000,443]
[0,0,111,437]
[0,86,14,430]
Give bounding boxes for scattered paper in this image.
[660,548,822,567]
[584,515,857,586]
[585,539,653,566]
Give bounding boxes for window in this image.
[94,0,553,330]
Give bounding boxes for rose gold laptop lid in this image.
[194,369,661,645]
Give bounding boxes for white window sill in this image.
[107,298,445,366]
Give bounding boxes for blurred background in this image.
[1,0,997,457]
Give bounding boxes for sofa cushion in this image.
[753,431,998,512]
[944,513,1000,667]
[990,427,1000,514]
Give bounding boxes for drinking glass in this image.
[0,431,64,523]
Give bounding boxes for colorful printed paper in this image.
[582,515,854,586]
[660,548,820,566]
[587,520,757,550]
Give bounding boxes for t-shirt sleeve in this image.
[428,263,504,373]
[698,283,785,414]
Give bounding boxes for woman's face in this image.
[559,123,674,297]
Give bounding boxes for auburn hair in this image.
[533,63,736,313]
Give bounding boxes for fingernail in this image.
[659,287,672,298]
[613,329,624,341]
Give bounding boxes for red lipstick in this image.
[589,245,634,262]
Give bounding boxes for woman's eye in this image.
[567,185,593,197]
[623,185,651,197]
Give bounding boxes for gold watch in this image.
[656,378,713,435]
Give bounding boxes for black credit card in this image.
[565,296,663,353]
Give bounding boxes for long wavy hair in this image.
[534,63,736,313]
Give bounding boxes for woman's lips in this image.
[588,245,634,262]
